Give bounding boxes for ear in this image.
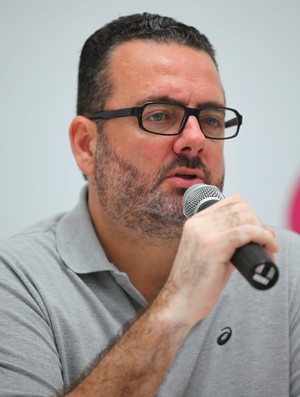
[69,116,98,177]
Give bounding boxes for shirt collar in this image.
[56,186,116,274]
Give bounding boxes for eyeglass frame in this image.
[87,101,243,140]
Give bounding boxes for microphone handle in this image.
[231,242,279,290]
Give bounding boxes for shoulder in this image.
[273,225,300,244]
[271,227,300,301]
[272,226,300,266]
[0,213,64,254]
[0,213,66,282]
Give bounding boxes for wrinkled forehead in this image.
[105,39,224,107]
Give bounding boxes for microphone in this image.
[183,184,279,290]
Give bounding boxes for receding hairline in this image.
[98,38,221,108]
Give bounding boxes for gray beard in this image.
[94,133,224,240]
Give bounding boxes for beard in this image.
[94,133,224,239]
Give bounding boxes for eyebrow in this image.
[136,96,225,108]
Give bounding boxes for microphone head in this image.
[183,184,224,218]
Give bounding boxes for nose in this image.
[172,115,207,156]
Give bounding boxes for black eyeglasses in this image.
[88,102,243,140]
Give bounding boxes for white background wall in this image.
[1,0,300,240]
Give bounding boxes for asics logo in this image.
[217,327,232,345]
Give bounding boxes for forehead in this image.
[106,39,224,106]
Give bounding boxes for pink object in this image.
[288,177,300,233]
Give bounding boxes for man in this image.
[0,12,299,397]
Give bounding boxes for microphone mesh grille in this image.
[183,184,224,218]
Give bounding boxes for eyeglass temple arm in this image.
[225,115,242,128]
[88,108,136,120]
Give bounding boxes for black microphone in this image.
[183,184,279,290]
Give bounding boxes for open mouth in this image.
[175,174,197,179]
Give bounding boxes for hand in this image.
[161,194,279,327]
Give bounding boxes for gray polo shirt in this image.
[1,187,300,396]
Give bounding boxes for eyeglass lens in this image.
[141,103,238,138]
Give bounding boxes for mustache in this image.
[155,155,211,187]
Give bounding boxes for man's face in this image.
[93,40,225,238]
